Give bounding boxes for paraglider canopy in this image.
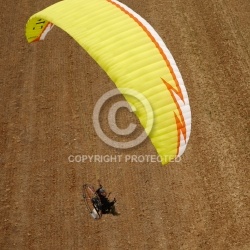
[25,0,191,165]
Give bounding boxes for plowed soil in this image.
[1,0,249,249]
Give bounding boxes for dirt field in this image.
[1,0,249,249]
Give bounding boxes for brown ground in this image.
[1,0,250,249]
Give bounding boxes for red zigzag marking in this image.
[162,78,186,155]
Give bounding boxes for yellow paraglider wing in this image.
[25,0,191,165]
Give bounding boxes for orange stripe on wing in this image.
[162,78,187,155]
